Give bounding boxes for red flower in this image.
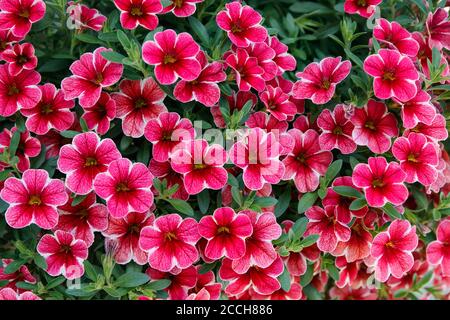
[112,78,167,138]
[173,51,226,107]
[170,139,228,195]
[148,159,189,200]
[162,0,203,18]
[198,207,253,260]
[282,129,333,193]
[413,32,450,80]
[2,42,37,76]
[0,0,46,38]
[93,158,154,218]
[67,2,106,32]
[259,85,296,121]
[0,30,23,57]
[397,90,436,129]
[242,42,278,81]
[188,266,222,300]
[293,57,351,105]
[216,1,268,48]
[371,219,418,282]
[114,0,162,30]
[21,83,75,135]
[225,48,265,92]
[146,266,197,300]
[350,99,398,154]
[329,286,377,300]
[0,127,41,172]
[102,211,154,265]
[363,49,419,102]
[0,288,40,300]
[210,91,257,128]
[305,206,351,253]
[142,29,201,85]
[57,132,121,195]
[0,259,36,292]
[373,18,419,57]
[353,157,408,208]
[37,230,88,280]
[81,92,116,135]
[55,192,108,247]
[426,8,450,50]
[332,220,372,263]
[266,36,296,75]
[139,214,201,272]
[344,0,382,18]
[392,132,440,186]
[0,64,41,117]
[61,47,123,108]
[426,219,450,276]
[403,114,448,142]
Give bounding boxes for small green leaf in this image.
[274,187,291,217]
[15,281,37,290]
[9,130,21,157]
[75,33,104,45]
[253,197,278,208]
[60,130,80,138]
[188,17,210,47]
[34,254,47,271]
[117,30,131,49]
[4,260,25,274]
[115,272,150,288]
[145,279,171,291]
[198,262,217,274]
[300,264,314,287]
[278,267,291,292]
[197,190,210,214]
[71,194,87,207]
[393,289,410,299]
[231,187,243,207]
[414,271,433,289]
[326,263,340,281]
[46,276,66,289]
[0,280,9,288]
[104,286,128,297]
[165,199,194,216]
[101,51,126,64]
[299,234,319,247]
[292,217,308,239]
[349,198,367,211]
[325,160,343,183]
[298,192,318,214]
[383,203,403,220]
[333,186,363,199]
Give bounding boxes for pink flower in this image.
[114,0,162,30]
[162,0,203,18]
[57,132,121,195]
[61,47,123,108]
[173,51,226,107]
[170,139,228,195]
[0,259,36,292]
[392,133,439,186]
[231,210,282,274]
[426,8,450,50]
[259,85,296,121]
[266,36,296,75]
[188,266,222,300]
[373,18,419,57]
[225,48,265,92]
[198,207,253,260]
[0,64,41,117]
[0,0,46,38]
[350,99,398,154]
[332,220,372,263]
[0,30,23,57]
[344,0,382,18]
[142,29,201,85]
[282,129,333,193]
[2,42,37,76]
[20,83,75,135]
[329,286,377,300]
[211,91,257,128]
[352,157,408,207]
[317,104,356,154]
[139,214,201,272]
[426,220,450,276]
[0,288,40,300]
[0,127,41,172]
[251,282,303,300]
[363,49,419,102]
[371,219,418,282]
[219,257,283,296]
[404,114,448,142]
[230,128,285,191]
[144,111,194,162]
[81,92,116,135]
[112,78,167,138]
[216,1,267,48]
[93,158,154,218]
[37,230,88,280]
[146,266,197,300]
[397,90,436,129]
[413,32,450,80]
[55,192,108,247]
[102,212,154,265]
[293,57,351,105]
[149,159,189,200]
[305,206,351,253]
[67,2,106,32]
[242,42,278,81]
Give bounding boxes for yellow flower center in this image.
[40,104,54,115]
[217,226,230,234]
[116,182,130,192]
[8,85,20,96]
[84,157,98,167]
[134,98,147,109]
[28,195,42,206]
[164,232,177,241]
[163,54,177,64]
[130,6,143,16]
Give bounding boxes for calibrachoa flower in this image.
[0,259,36,291]
[0,127,41,172]
[243,42,278,81]
[0,0,46,38]
[282,129,333,193]
[292,57,351,105]
[225,48,266,92]
[93,158,154,218]
[142,29,201,85]
[144,112,194,162]
[426,219,450,276]
[404,114,449,142]
[67,2,106,32]
[350,99,398,154]
[259,85,297,121]
[0,64,41,117]
[170,139,228,195]
[353,157,408,208]
[0,30,23,57]
[397,90,436,129]
[162,0,203,18]
[317,104,356,154]
[332,220,372,263]
[344,0,382,18]
[114,0,162,30]
[266,36,296,75]
[305,206,351,253]
[216,1,268,48]
[20,83,75,135]
[371,219,418,282]
[102,211,154,265]
[148,159,189,200]
[61,47,124,108]
[55,192,108,247]
[81,92,116,135]
[363,49,419,102]
[0,169,67,229]
[173,51,226,107]
[211,91,257,128]
[2,42,37,76]
[189,266,222,300]
[57,132,121,195]
[373,18,419,57]
[113,78,167,138]
[146,266,197,300]
[37,230,88,280]
[230,128,285,191]
[426,8,450,50]
[139,214,201,272]
[0,288,40,300]
[392,133,439,186]
[198,207,253,260]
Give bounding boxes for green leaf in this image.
[349,198,367,211]
[98,32,119,43]
[298,192,318,214]
[393,289,410,299]
[274,187,291,217]
[349,156,359,170]
[101,51,126,64]
[4,260,25,274]
[219,98,230,127]
[289,2,331,13]
[34,254,47,271]
[145,279,172,291]
[300,264,314,287]
[292,217,308,239]
[66,287,98,297]
[75,33,104,45]
[333,186,363,199]
[104,287,129,297]
[84,260,98,282]
[253,197,278,207]
[197,190,210,214]
[299,234,319,247]
[278,267,291,292]
[344,48,362,69]
[383,203,403,220]
[46,276,66,289]
[117,30,131,49]
[115,272,150,288]
[188,17,210,47]
[325,160,343,183]
[60,130,80,138]
[198,262,217,274]
[165,199,194,216]
[303,285,322,300]
[326,263,340,281]
[231,187,243,207]
[9,130,21,157]
[71,194,87,207]
[15,281,37,290]
[227,173,239,188]
[0,280,9,288]
[414,271,433,289]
